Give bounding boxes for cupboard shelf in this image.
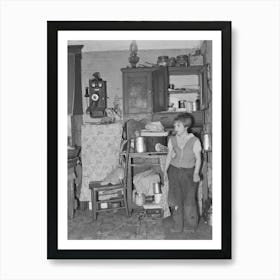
[168,65,205,75]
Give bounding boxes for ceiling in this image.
[68,40,202,52]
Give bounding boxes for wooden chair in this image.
[89,120,148,220]
[89,180,129,221]
[89,133,131,221]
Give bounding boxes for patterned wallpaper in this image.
[80,122,123,201]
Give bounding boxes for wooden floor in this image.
[68,209,212,240]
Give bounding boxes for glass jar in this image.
[176,55,188,67]
[157,56,169,66]
[168,57,176,67]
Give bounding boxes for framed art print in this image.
[47,21,231,259]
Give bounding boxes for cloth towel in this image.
[133,169,160,196]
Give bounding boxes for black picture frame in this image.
[47,21,231,259]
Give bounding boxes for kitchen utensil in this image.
[110,202,121,208]
[168,57,176,67]
[135,136,146,153]
[145,195,154,203]
[157,56,169,66]
[100,202,108,209]
[176,55,188,67]
[185,101,193,113]
[178,100,186,109]
[202,133,212,151]
[135,192,145,206]
[153,182,162,194]
[192,100,200,112]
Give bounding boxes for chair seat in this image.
[89,181,123,191]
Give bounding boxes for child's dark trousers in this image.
[167,164,199,232]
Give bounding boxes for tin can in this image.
[157,56,169,66]
[192,100,200,112]
[176,55,188,67]
[135,192,145,206]
[153,182,162,194]
[135,136,146,153]
[168,57,176,67]
[185,101,193,113]
[202,133,212,151]
[178,100,185,109]
[100,202,108,209]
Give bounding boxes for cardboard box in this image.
[145,208,163,218]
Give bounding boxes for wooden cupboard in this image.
[121,67,168,120]
[121,65,208,121]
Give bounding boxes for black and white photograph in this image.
[67,40,213,240]
[2,0,280,279]
[48,21,231,259]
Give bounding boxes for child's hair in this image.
[174,113,193,129]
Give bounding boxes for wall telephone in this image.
[85,72,107,118]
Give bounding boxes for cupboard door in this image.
[68,46,83,115]
[152,67,168,112]
[68,45,83,146]
[68,53,75,115]
[123,71,152,115]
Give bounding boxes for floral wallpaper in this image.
[80,122,123,201]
